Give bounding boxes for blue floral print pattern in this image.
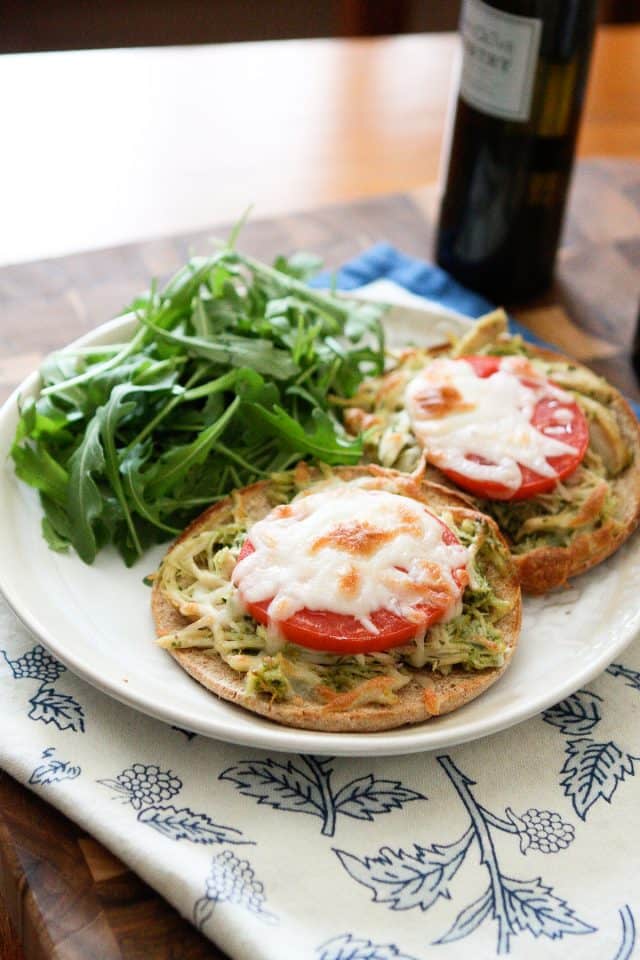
[27,685,86,732]
[98,763,251,846]
[171,725,198,740]
[220,755,425,837]
[335,755,593,955]
[316,934,419,960]
[100,763,182,810]
[505,807,575,855]
[193,850,277,932]
[607,663,640,693]
[2,644,85,733]
[612,906,636,960]
[3,644,66,682]
[29,747,81,785]
[543,678,640,820]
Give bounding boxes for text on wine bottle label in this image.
[459,0,542,122]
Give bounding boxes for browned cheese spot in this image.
[311,520,397,558]
[338,566,361,598]
[413,383,475,418]
[274,504,295,519]
[406,559,452,596]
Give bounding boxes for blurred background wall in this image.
[3,0,639,53]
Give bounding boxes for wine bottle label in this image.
[459,0,542,122]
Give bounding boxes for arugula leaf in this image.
[273,252,323,281]
[42,517,70,553]
[11,443,69,506]
[120,443,181,535]
[140,321,298,380]
[40,494,71,552]
[245,405,363,464]
[11,241,386,564]
[66,413,107,563]
[98,380,176,558]
[146,396,241,498]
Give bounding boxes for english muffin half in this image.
[151,463,521,732]
[343,311,640,594]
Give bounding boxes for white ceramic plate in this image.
[1,287,639,757]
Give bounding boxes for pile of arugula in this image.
[11,247,385,565]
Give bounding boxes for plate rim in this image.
[1,302,639,756]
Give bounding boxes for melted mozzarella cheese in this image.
[405,357,577,493]
[232,483,469,634]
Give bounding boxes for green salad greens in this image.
[11,245,385,565]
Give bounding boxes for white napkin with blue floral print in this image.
[2,258,640,960]
[2,597,639,960]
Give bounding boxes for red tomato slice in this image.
[461,355,502,378]
[433,355,589,501]
[234,524,467,654]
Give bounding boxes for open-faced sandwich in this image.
[344,310,640,594]
[151,463,521,731]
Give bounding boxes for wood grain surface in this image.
[0,772,221,959]
[0,156,639,959]
[2,158,639,406]
[2,25,640,267]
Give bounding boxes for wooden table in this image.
[1,25,639,267]
[1,25,640,960]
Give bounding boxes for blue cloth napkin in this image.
[315,242,640,417]
[317,242,497,318]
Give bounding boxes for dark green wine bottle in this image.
[435,0,597,302]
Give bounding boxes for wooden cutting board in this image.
[1,157,639,960]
